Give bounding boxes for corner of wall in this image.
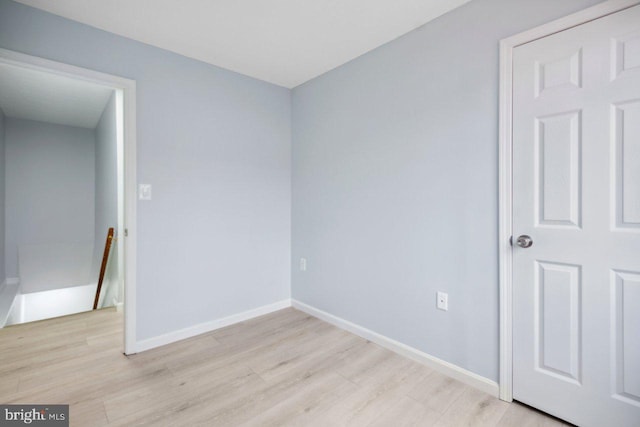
[291,299,499,397]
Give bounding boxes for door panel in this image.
[612,270,640,405]
[535,111,582,227]
[613,101,640,229]
[512,5,640,427]
[536,261,582,384]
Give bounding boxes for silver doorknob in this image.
[516,235,533,248]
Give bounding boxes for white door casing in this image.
[508,4,640,427]
[0,48,139,355]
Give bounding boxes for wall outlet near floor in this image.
[299,258,307,271]
[437,292,448,311]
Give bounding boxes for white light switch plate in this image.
[139,184,152,200]
[299,258,307,271]
[437,292,448,311]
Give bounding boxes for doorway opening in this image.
[0,49,137,354]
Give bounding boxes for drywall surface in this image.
[0,0,291,340]
[0,109,5,284]
[93,92,119,307]
[18,242,94,293]
[5,118,95,291]
[291,0,603,382]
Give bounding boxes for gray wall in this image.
[0,108,4,284]
[292,0,603,382]
[93,92,119,307]
[4,118,95,281]
[0,0,291,340]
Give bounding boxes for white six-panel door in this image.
[512,5,640,427]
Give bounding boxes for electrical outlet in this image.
[437,292,448,311]
[299,258,307,272]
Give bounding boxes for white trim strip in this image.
[135,299,292,353]
[498,33,515,403]
[502,0,639,49]
[292,299,499,397]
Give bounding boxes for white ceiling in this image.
[14,0,472,88]
[0,63,113,128]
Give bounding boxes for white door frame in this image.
[0,48,138,355]
[498,0,640,402]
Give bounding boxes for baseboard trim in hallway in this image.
[292,299,500,398]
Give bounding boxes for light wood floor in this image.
[0,307,569,426]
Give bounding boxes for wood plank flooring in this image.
[0,307,570,426]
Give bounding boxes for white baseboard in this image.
[135,299,292,353]
[292,299,499,398]
[0,282,20,328]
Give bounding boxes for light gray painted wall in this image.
[4,118,95,284]
[0,108,5,284]
[292,0,603,382]
[0,0,291,340]
[93,92,118,307]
